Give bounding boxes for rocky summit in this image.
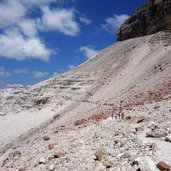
[117,0,171,41]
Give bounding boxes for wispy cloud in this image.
[102,14,129,33]
[14,68,49,78]
[79,46,99,59]
[33,71,48,78]
[0,67,11,78]
[68,65,75,69]
[20,0,55,8]
[79,16,92,25]
[14,68,30,74]
[53,72,59,76]
[6,83,25,88]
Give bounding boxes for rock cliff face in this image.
[117,0,171,41]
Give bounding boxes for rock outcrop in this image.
[117,0,171,41]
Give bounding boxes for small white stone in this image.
[165,134,171,142]
[39,157,46,165]
[116,153,124,159]
[39,164,47,170]
[48,164,55,171]
[93,162,105,171]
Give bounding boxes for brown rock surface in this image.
[54,152,65,158]
[48,156,54,161]
[43,136,50,141]
[74,119,87,126]
[48,144,55,150]
[137,115,145,123]
[88,113,109,122]
[94,148,107,161]
[156,161,171,171]
[117,0,171,41]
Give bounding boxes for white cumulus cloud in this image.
[80,46,99,59]
[0,0,52,61]
[19,19,38,38]
[102,14,129,33]
[19,0,55,8]
[0,0,87,61]
[40,7,80,36]
[0,1,26,27]
[0,29,51,61]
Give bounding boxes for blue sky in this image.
[0,0,147,88]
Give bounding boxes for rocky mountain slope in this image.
[117,0,171,41]
[0,30,171,171]
[1,31,171,116]
[0,0,171,169]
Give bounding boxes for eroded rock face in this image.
[117,0,171,41]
